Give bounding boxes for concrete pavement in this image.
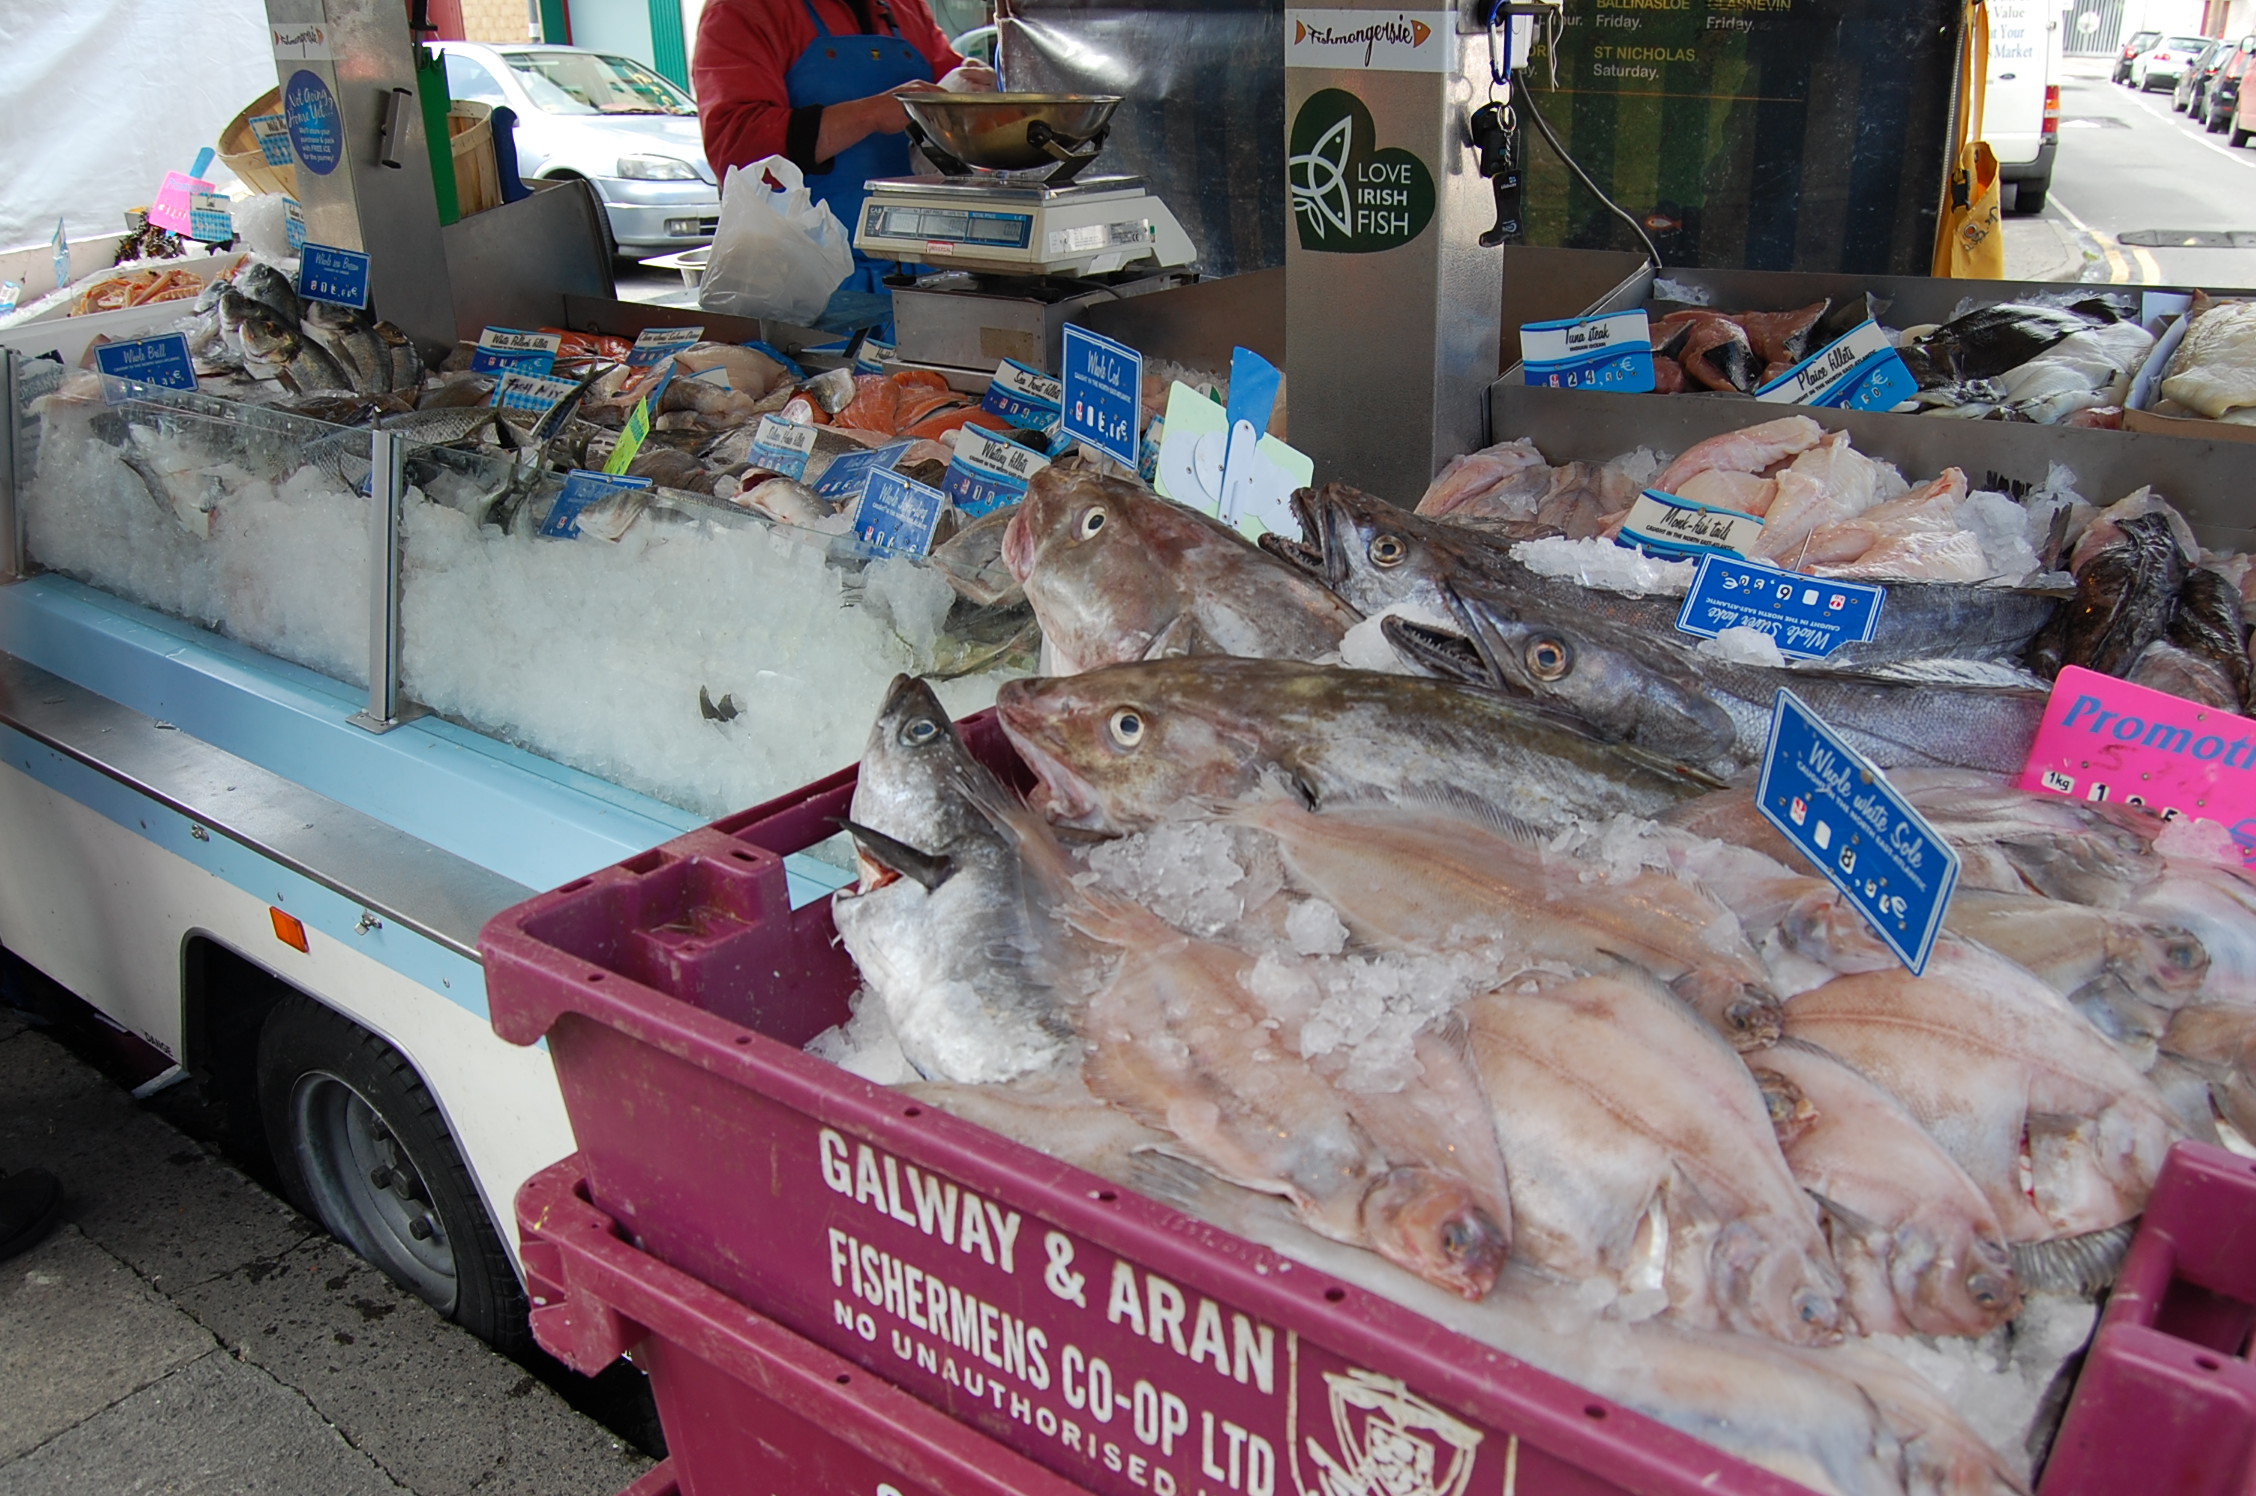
[0,1004,652,1496]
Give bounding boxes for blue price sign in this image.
[982,358,1063,430]
[299,243,370,309]
[815,440,911,502]
[1757,689,1959,974]
[94,333,198,401]
[1755,321,1920,413]
[1061,324,1141,468]
[942,426,1050,517]
[852,467,947,557]
[1520,310,1657,393]
[541,470,650,539]
[1676,555,1886,660]
[188,192,233,244]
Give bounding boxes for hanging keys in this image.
[1469,101,1523,248]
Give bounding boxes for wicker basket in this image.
[218,87,298,199]
[449,102,501,217]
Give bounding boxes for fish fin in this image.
[2011,1221,2137,1295]
[1806,1190,1882,1241]
[834,818,955,892]
[1389,781,1546,846]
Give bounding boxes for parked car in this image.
[1985,0,2062,215]
[433,41,719,257]
[2204,37,2256,131]
[2114,28,2161,82]
[2234,56,2256,144]
[2132,35,2216,91]
[2174,37,2231,112]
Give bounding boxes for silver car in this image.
[434,42,719,256]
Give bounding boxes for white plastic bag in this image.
[699,156,855,325]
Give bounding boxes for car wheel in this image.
[2209,106,2231,132]
[2015,182,2048,214]
[257,996,529,1352]
[2234,123,2253,146]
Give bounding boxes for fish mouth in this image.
[993,691,1109,830]
[1001,507,1037,583]
[1363,1169,1509,1301]
[1378,615,1497,689]
[1254,488,1338,585]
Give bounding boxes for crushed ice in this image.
[1512,535,1696,596]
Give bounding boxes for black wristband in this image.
[786,104,831,174]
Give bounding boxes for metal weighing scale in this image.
[853,94,1198,371]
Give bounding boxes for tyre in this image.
[2234,124,2253,146]
[257,996,528,1352]
[2209,105,2231,132]
[2015,182,2048,214]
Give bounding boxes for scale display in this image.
[862,203,1033,249]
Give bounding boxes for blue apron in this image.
[786,0,928,295]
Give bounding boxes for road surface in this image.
[2015,55,2256,287]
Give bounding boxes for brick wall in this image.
[461,0,534,43]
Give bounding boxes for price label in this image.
[1759,689,1959,974]
[815,440,911,502]
[248,114,296,167]
[1062,324,1142,468]
[494,371,580,418]
[2016,665,2256,865]
[1755,321,1919,412]
[542,469,651,539]
[749,414,819,480]
[147,171,213,236]
[982,357,1064,429]
[282,197,307,252]
[942,425,1050,516]
[0,281,19,316]
[189,192,234,244]
[299,242,371,309]
[473,326,561,376]
[94,333,198,401]
[1616,489,1765,559]
[1676,554,1885,660]
[1521,310,1656,393]
[604,399,654,475]
[852,467,947,557]
[628,324,703,366]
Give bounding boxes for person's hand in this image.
[940,62,998,92]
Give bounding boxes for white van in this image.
[1984,0,2065,214]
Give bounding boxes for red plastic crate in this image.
[480,713,1916,1496]
[2040,1140,2256,1496]
[518,1158,1080,1496]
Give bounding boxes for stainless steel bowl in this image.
[898,93,1122,173]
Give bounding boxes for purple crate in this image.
[2040,1140,2256,1496]
[484,712,1817,1496]
[518,1159,1083,1496]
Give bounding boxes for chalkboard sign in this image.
[1518,0,1963,274]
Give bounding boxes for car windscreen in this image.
[2161,36,2212,52]
[500,51,695,116]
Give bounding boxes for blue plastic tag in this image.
[749,414,818,480]
[1758,689,1959,974]
[299,242,371,309]
[628,325,702,367]
[982,358,1064,430]
[52,218,68,292]
[1521,309,1657,392]
[542,469,650,539]
[493,371,579,418]
[1616,489,1765,558]
[188,192,234,244]
[0,282,18,316]
[852,467,947,557]
[282,197,307,252]
[248,114,295,166]
[473,327,560,377]
[943,426,1050,517]
[1755,320,1919,412]
[1676,554,1886,660]
[94,333,198,401]
[1225,346,1283,442]
[815,440,911,502]
[1062,324,1141,468]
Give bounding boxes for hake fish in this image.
[992,656,1712,838]
[1225,799,1784,1049]
[1460,974,1845,1343]
[1748,1038,2020,1339]
[830,675,1079,1084]
[1002,468,1359,673]
[1392,581,2049,778]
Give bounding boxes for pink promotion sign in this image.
[2016,664,2256,863]
[145,172,213,235]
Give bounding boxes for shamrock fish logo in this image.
[1296,1368,1483,1496]
[1288,90,1436,253]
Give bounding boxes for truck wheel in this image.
[2236,124,2253,146]
[257,996,529,1352]
[2015,182,2048,214]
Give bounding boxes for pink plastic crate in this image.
[2040,1140,2256,1496]
[479,713,1852,1496]
[518,1159,1079,1496]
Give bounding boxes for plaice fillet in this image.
[2159,298,2256,419]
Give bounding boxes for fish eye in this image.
[1369,533,1407,567]
[900,717,940,746]
[1525,636,1573,681]
[1079,507,1107,540]
[1107,708,1145,748]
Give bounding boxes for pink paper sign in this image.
[145,172,214,235]
[2017,664,2256,862]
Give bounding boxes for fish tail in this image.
[2011,1221,2137,1295]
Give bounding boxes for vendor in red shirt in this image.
[694,0,995,292]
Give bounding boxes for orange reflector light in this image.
[270,907,309,952]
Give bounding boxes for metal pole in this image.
[0,351,23,582]
[348,427,418,732]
